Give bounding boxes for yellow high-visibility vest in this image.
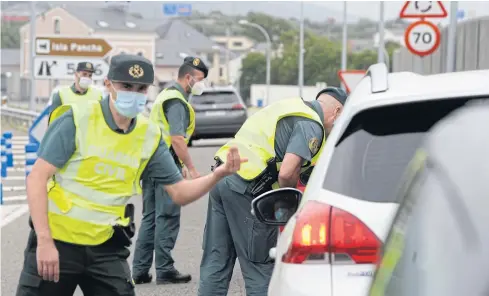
[149,88,195,162]
[47,100,161,246]
[59,85,103,105]
[49,86,103,124]
[215,97,326,182]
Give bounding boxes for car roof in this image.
[348,69,489,111]
[202,86,237,93]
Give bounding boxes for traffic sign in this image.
[35,37,113,58]
[28,106,51,146]
[34,57,109,80]
[404,20,441,57]
[163,3,192,16]
[338,70,367,93]
[400,1,448,19]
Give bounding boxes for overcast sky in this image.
[314,1,489,24]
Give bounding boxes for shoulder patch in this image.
[308,137,319,154]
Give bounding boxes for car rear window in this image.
[322,97,486,203]
[190,91,240,104]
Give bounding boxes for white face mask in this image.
[190,79,206,96]
[79,77,92,89]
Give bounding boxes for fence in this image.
[392,16,489,73]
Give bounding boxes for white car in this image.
[251,64,489,296]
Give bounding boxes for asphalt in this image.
[0,127,246,295]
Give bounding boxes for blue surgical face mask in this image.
[113,90,147,119]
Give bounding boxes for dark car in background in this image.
[189,86,248,145]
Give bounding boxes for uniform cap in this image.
[107,54,154,85]
[316,87,348,105]
[76,62,95,73]
[183,56,209,78]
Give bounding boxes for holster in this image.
[169,146,183,168]
[112,203,136,247]
[249,158,279,197]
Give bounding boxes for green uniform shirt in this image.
[225,100,325,194]
[162,82,190,137]
[39,96,183,185]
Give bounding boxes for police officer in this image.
[16,53,246,296]
[49,61,103,114]
[198,87,347,296]
[132,56,208,285]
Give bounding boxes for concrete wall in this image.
[393,16,489,73]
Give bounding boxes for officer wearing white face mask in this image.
[48,62,103,116]
[132,56,209,285]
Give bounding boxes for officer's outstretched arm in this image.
[164,147,247,206]
[278,153,303,188]
[26,158,58,244]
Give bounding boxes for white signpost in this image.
[34,57,109,80]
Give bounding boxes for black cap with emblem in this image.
[183,56,209,78]
[76,62,95,73]
[316,87,348,105]
[107,53,154,85]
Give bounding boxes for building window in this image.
[54,19,60,34]
[232,41,243,47]
[219,67,223,77]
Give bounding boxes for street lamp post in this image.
[239,19,271,106]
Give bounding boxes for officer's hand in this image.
[189,168,201,179]
[213,146,248,178]
[182,166,189,179]
[37,240,60,282]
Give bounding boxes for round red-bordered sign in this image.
[404,20,441,57]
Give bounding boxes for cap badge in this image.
[193,58,200,66]
[86,63,92,69]
[129,64,144,78]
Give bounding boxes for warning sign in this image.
[399,1,448,19]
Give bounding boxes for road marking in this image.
[2,176,25,181]
[14,161,24,166]
[1,204,29,228]
[2,195,27,202]
[13,149,25,154]
[7,167,25,172]
[15,155,26,161]
[2,186,26,191]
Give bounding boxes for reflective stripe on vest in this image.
[149,88,195,148]
[59,85,103,105]
[214,97,326,181]
[47,100,161,246]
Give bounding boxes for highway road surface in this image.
[1,128,247,295]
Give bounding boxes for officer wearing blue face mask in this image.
[16,53,247,296]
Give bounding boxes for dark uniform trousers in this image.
[198,177,278,296]
[16,230,135,296]
[132,177,181,277]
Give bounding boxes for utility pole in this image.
[29,1,37,110]
[377,1,385,64]
[225,27,231,85]
[298,1,304,97]
[446,1,458,72]
[340,2,348,90]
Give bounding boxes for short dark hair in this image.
[178,64,195,79]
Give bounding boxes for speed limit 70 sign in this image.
[404,20,441,57]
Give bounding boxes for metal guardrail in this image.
[1,106,40,131]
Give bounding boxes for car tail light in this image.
[232,103,245,110]
[282,201,381,265]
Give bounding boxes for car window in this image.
[322,97,481,203]
[190,91,240,104]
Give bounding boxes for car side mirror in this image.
[251,188,302,226]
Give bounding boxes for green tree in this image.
[239,52,266,104]
[1,21,24,48]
